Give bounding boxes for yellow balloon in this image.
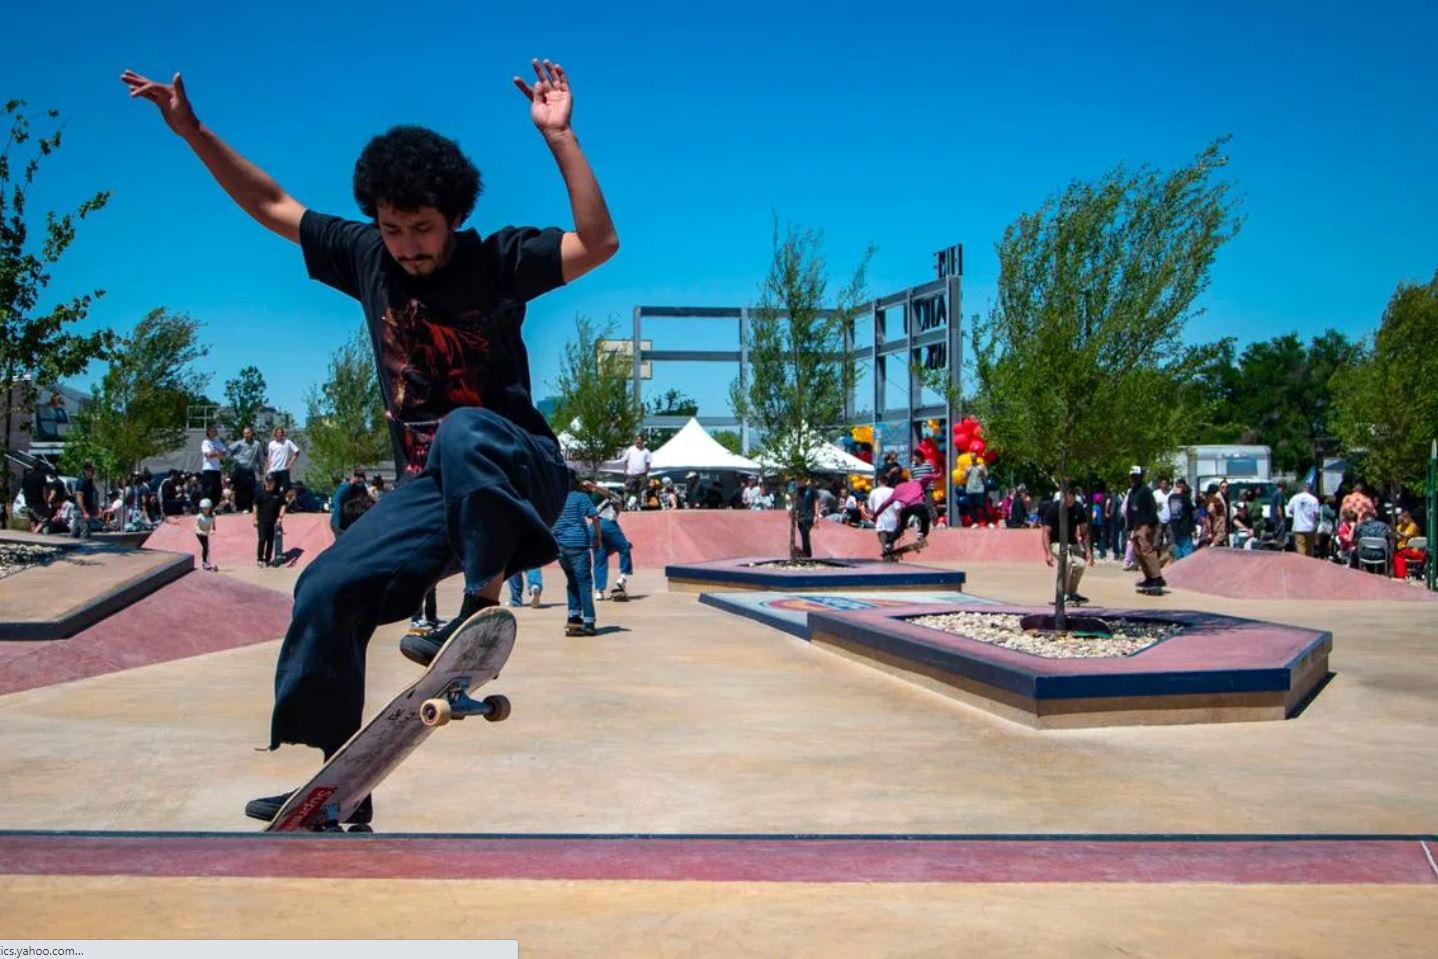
[951,467,966,484]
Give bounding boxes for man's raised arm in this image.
[513,59,619,283]
[121,70,306,243]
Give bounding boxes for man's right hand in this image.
[121,70,200,137]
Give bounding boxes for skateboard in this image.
[263,606,516,832]
[609,582,629,602]
[271,524,285,566]
[1136,586,1169,596]
[880,537,928,562]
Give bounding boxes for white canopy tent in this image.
[649,418,762,473]
[555,420,627,473]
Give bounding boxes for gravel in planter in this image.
[743,560,848,570]
[0,542,64,582]
[906,610,1181,659]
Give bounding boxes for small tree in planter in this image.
[964,141,1241,629]
[730,220,872,559]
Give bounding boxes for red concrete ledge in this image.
[0,573,293,696]
[1,832,1433,884]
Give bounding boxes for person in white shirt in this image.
[266,426,302,493]
[741,476,760,509]
[620,434,651,509]
[200,424,229,508]
[866,472,899,555]
[1285,481,1322,557]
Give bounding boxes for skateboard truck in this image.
[420,678,511,727]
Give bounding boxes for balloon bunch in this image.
[848,473,873,493]
[840,425,875,464]
[949,416,995,486]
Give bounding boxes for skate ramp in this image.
[0,571,292,696]
[1164,548,1436,603]
[620,511,1043,567]
[144,513,334,570]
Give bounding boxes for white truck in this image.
[1168,445,1273,493]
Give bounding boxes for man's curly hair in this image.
[353,125,482,223]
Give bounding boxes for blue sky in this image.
[5,1,1436,422]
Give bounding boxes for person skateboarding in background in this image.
[1125,466,1166,592]
[122,55,618,825]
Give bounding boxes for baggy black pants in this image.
[267,409,568,752]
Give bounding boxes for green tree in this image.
[1,101,113,507]
[303,327,389,488]
[221,365,269,434]
[730,220,872,558]
[966,141,1241,627]
[61,308,210,483]
[1195,331,1357,473]
[642,388,699,446]
[712,429,744,455]
[1333,271,1438,502]
[551,314,642,476]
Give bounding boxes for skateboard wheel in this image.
[482,694,511,722]
[420,698,452,727]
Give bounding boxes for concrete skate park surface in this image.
[3,547,1437,952]
[143,512,334,569]
[0,532,191,640]
[1166,547,1438,602]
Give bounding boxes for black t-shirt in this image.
[1125,483,1159,527]
[76,477,98,514]
[1168,491,1196,538]
[300,210,565,474]
[1041,500,1087,545]
[796,486,818,522]
[254,489,284,525]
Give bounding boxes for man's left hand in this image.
[514,58,572,135]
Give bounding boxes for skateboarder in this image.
[1125,466,1166,592]
[122,56,618,824]
[587,480,632,599]
[875,476,930,556]
[1040,485,1092,604]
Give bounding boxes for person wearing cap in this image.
[72,463,99,540]
[195,497,217,571]
[1124,466,1165,589]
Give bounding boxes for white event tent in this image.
[648,418,762,473]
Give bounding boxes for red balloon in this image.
[968,439,986,454]
[856,450,872,463]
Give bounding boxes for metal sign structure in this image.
[630,246,963,521]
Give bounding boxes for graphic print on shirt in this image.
[380,297,497,473]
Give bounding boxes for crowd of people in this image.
[1000,473,1428,585]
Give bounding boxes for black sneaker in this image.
[1153,577,1167,588]
[400,593,495,667]
[244,791,372,826]
[1068,592,1089,604]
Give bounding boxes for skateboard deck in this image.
[609,583,629,602]
[263,607,516,832]
[271,525,285,566]
[1136,586,1169,596]
[880,538,928,562]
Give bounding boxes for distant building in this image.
[3,380,91,487]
